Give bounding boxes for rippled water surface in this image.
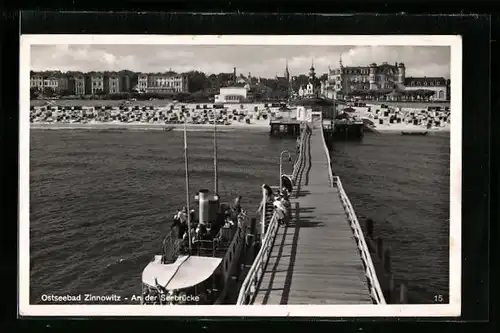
[30,128,449,304]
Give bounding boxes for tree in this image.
[58,89,71,97]
[291,74,309,92]
[217,73,234,86]
[42,87,55,97]
[96,89,107,97]
[30,87,40,99]
[174,92,191,102]
[183,70,208,93]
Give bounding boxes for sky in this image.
[30,44,451,79]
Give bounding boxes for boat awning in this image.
[142,255,222,290]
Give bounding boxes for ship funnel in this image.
[196,189,210,225]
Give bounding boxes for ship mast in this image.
[183,115,192,252]
[213,110,218,195]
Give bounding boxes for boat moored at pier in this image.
[140,113,249,305]
[141,189,248,305]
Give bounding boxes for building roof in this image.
[222,84,247,89]
[404,77,447,86]
[142,255,222,289]
[329,62,405,76]
[376,63,399,75]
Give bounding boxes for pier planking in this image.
[253,120,372,304]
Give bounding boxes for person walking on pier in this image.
[273,193,289,227]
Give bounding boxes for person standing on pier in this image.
[273,193,288,227]
[257,184,273,214]
[231,195,242,222]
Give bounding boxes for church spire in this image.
[339,53,343,68]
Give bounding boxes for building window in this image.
[436,81,441,86]
[424,81,427,86]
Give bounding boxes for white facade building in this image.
[214,87,248,103]
[296,106,313,122]
[403,77,448,101]
[136,73,189,93]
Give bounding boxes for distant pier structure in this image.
[270,97,363,141]
[269,120,302,137]
[323,118,364,142]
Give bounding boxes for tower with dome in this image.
[298,60,321,98]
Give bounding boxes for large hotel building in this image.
[326,59,450,101]
[137,72,189,94]
[30,71,189,96]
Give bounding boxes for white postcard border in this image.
[19,34,462,317]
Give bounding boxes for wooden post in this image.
[376,237,384,259]
[388,273,395,303]
[366,218,374,239]
[399,283,408,304]
[383,247,392,273]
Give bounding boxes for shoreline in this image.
[30,122,270,131]
[369,127,450,134]
[30,121,450,134]
[366,125,450,134]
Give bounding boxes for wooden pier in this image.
[237,119,386,305]
[323,119,364,141]
[269,120,302,137]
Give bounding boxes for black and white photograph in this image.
[19,35,462,317]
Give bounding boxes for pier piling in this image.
[363,219,409,304]
[377,237,384,259]
[388,273,395,302]
[366,218,374,239]
[383,247,392,273]
[399,283,408,304]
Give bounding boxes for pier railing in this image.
[318,114,335,187]
[261,123,309,236]
[236,210,280,304]
[291,124,309,184]
[319,114,386,304]
[237,123,309,305]
[333,176,386,304]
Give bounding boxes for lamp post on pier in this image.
[279,149,292,191]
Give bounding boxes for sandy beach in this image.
[345,103,451,133]
[29,99,451,133]
[368,124,449,134]
[29,100,282,131]
[30,120,271,131]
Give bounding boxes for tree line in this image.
[30,69,331,101]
